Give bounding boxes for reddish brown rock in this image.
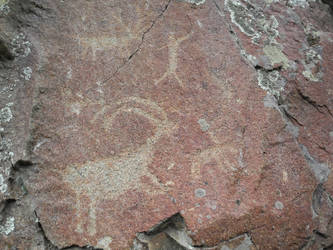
[0,0,333,249]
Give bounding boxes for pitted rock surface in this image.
[0,0,333,249]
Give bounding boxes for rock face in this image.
[0,0,333,249]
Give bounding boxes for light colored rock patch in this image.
[205,200,217,210]
[195,188,206,198]
[0,217,15,236]
[287,0,315,8]
[234,234,254,250]
[96,236,113,250]
[66,66,72,80]
[0,139,14,162]
[302,48,323,82]
[263,45,289,69]
[226,0,258,37]
[0,0,9,14]
[70,103,81,115]
[132,239,146,250]
[0,174,8,194]
[329,131,333,138]
[299,144,330,183]
[221,234,254,250]
[264,0,279,4]
[197,20,203,28]
[11,33,32,58]
[0,105,13,123]
[226,0,279,44]
[197,118,209,132]
[241,50,258,67]
[181,0,205,5]
[22,67,32,80]
[275,201,284,210]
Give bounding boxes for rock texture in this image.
[0,0,333,249]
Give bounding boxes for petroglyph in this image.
[63,96,176,236]
[154,33,192,87]
[77,35,135,60]
[75,7,140,60]
[190,145,243,179]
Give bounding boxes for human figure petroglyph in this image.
[154,32,192,87]
[63,96,176,236]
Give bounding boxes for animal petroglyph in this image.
[77,35,135,61]
[190,145,243,179]
[63,96,176,236]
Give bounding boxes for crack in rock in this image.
[101,0,172,86]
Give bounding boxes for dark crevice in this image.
[314,230,329,239]
[312,184,324,215]
[297,88,333,118]
[7,0,53,29]
[281,107,304,127]
[0,199,16,214]
[315,142,331,155]
[13,159,33,170]
[34,211,58,250]
[322,0,333,12]
[61,245,103,250]
[324,244,333,250]
[136,213,192,249]
[212,0,223,15]
[136,213,256,249]
[254,64,283,72]
[142,213,184,236]
[0,38,15,61]
[30,1,50,11]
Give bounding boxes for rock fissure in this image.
[297,88,333,118]
[100,0,172,86]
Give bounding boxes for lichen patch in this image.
[0,105,13,123]
[257,69,285,96]
[0,217,15,236]
[263,45,289,69]
[198,118,210,132]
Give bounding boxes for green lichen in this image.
[302,48,323,82]
[182,0,205,5]
[198,118,210,132]
[226,0,257,36]
[226,0,279,45]
[0,106,12,123]
[257,69,285,96]
[0,0,8,7]
[0,0,9,13]
[302,70,320,82]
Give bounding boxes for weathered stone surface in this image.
[0,0,333,249]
